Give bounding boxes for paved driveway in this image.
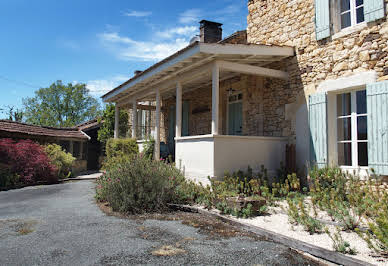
[0,181,318,265]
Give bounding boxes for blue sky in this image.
[0,0,248,118]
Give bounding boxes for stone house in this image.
[103,0,388,183]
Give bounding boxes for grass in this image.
[151,245,186,256]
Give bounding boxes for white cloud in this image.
[98,31,190,61]
[86,75,128,96]
[179,9,202,24]
[156,26,197,39]
[124,10,152,17]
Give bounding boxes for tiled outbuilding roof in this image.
[76,119,102,131]
[0,120,89,140]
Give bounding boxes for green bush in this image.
[45,144,76,179]
[103,138,139,170]
[106,138,138,159]
[96,155,193,214]
[142,137,155,159]
[309,167,388,255]
[0,167,20,188]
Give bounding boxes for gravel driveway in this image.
[0,181,319,266]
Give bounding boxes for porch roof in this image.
[102,42,294,104]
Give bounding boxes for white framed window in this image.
[340,0,365,29]
[336,89,368,167]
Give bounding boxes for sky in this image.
[0,0,248,119]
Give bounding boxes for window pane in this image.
[357,116,368,140]
[356,0,363,7]
[356,90,367,114]
[337,93,351,116]
[358,142,368,166]
[356,7,365,23]
[338,143,352,166]
[337,117,352,141]
[341,0,351,12]
[341,12,352,29]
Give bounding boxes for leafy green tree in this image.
[23,81,101,127]
[98,104,129,146]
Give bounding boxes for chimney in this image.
[200,20,223,43]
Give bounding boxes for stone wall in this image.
[247,0,388,138]
[162,74,287,145]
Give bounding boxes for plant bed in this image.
[215,196,267,215]
[169,204,376,266]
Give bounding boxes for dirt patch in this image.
[0,219,38,237]
[97,201,265,240]
[151,245,186,256]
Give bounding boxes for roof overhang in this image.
[102,42,295,104]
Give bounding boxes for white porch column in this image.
[155,88,161,161]
[132,99,137,139]
[212,63,220,135]
[176,82,182,138]
[114,104,119,139]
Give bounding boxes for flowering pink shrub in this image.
[0,138,57,184]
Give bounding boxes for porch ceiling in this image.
[102,42,295,105]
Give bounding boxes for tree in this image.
[0,105,24,122]
[23,81,101,127]
[98,103,129,146]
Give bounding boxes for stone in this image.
[359,51,370,61]
[333,62,348,72]
[343,38,355,49]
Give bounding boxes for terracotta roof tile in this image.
[0,120,89,140]
[76,119,102,131]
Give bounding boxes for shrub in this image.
[309,167,388,255]
[103,138,139,170]
[0,167,20,188]
[0,138,57,184]
[287,194,323,234]
[106,138,138,158]
[45,144,76,179]
[142,137,155,160]
[96,155,190,214]
[326,227,357,255]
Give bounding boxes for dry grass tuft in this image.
[151,245,186,256]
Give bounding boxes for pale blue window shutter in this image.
[364,0,386,22]
[182,101,189,137]
[315,0,331,40]
[367,81,388,175]
[309,92,328,168]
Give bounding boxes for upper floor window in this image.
[340,0,365,29]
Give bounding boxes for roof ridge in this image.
[0,120,80,131]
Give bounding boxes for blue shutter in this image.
[367,81,388,175]
[364,0,385,22]
[182,101,189,137]
[315,0,331,40]
[309,92,328,168]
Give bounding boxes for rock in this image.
[343,38,355,49]
[333,62,348,72]
[359,51,370,61]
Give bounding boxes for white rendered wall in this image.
[137,141,145,153]
[213,135,287,178]
[175,135,215,185]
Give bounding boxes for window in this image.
[340,0,365,29]
[337,90,368,167]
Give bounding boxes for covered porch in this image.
[102,42,294,182]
